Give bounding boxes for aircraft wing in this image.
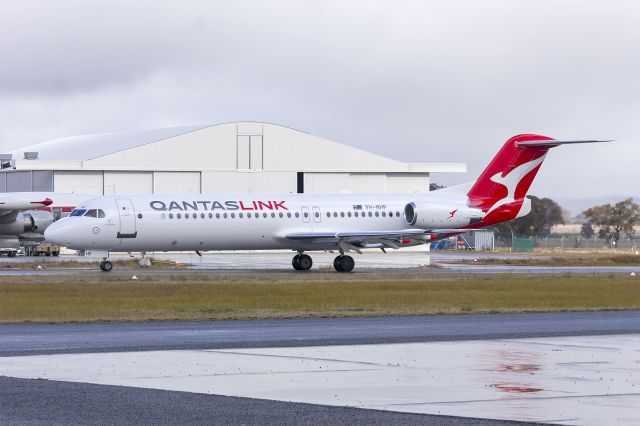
[285,228,474,253]
[286,229,428,252]
[0,193,53,218]
[0,193,53,210]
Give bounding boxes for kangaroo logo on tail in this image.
[485,154,546,215]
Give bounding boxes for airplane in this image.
[44,134,607,272]
[0,192,95,255]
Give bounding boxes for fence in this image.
[496,236,640,251]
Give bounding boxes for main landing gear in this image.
[100,260,113,272]
[291,252,356,272]
[292,253,313,271]
[333,255,355,273]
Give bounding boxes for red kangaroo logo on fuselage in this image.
[448,209,458,219]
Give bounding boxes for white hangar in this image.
[2,122,465,195]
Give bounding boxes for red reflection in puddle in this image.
[496,363,540,373]
[490,383,543,393]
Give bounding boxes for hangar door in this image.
[104,172,152,195]
[153,172,201,194]
[237,135,263,170]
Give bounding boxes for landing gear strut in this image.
[333,255,355,272]
[292,253,313,271]
[100,260,113,272]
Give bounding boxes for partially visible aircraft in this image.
[44,134,607,271]
[0,192,94,253]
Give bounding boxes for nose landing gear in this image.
[292,253,313,271]
[100,260,113,272]
[333,255,355,272]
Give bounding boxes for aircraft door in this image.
[116,198,137,239]
[301,207,310,223]
[312,207,321,223]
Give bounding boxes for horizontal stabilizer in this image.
[516,139,612,147]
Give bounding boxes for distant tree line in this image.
[580,198,640,242]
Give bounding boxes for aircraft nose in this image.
[44,220,72,246]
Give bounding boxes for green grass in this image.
[0,258,182,270]
[0,273,638,323]
[453,254,640,266]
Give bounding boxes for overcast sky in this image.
[0,0,637,201]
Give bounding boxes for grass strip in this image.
[0,273,638,323]
[451,254,640,266]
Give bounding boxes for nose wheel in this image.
[292,254,313,271]
[100,260,113,272]
[333,255,355,272]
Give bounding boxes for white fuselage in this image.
[44,191,478,252]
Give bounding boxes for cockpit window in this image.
[84,209,98,218]
[70,209,87,217]
[98,209,105,218]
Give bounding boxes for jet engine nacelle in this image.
[404,202,484,229]
[0,211,55,235]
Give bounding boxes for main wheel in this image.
[100,260,113,272]
[292,254,302,270]
[333,255,355,272]
[298,254,313,271]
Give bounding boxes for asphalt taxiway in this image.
[1,251,638,275]
[1,311,638,357]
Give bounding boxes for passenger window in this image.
[169,213,174,219]
[347,212,351,217]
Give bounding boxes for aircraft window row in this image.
[69,208,105,218]
[326,211,401,218]
[160,211,301,220]
[158,210,401,220]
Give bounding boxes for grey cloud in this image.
[0,0,638,199]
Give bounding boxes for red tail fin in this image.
[467,134,609,226]
[467,134,554,223]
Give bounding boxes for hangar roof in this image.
[8,122,466,174]
[10,125,207,161]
